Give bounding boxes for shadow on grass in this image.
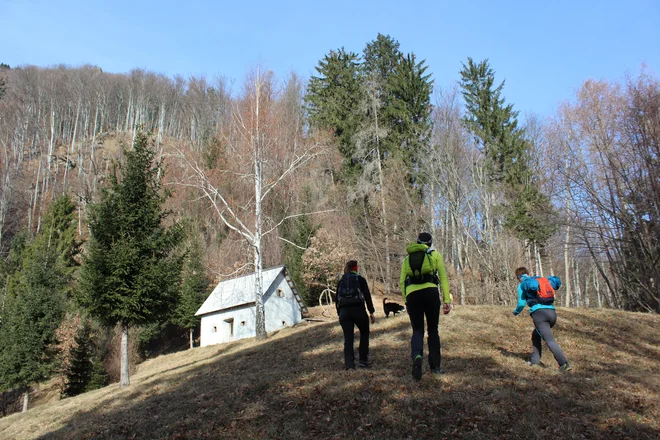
[27,309,660,440]
[496,347,529,361]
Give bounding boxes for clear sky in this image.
[2,0,658,117]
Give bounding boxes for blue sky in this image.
[2,0,658,117]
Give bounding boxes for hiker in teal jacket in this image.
[400,232,451,381]
[513,267,571,372]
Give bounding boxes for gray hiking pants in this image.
[530,308,568,367]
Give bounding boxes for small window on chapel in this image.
[224,318,234,336]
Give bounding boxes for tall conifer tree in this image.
[78,132,184,387]
[305,48,364,175]
[387,53,434,183]
[0,195,78,411]
[459,58,554,245]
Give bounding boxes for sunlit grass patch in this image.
[0,305,658,439]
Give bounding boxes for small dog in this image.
[383,297,405,317]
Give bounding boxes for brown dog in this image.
[383,297,405,317]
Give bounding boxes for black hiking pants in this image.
[338,306,370,369]
[406,287,441,368]
[530,308,568,367]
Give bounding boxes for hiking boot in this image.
[358,361,372,368]
[430,367,445,375]
[412,355,423,381]
[558,363,573,373]
[345,364,356,370]
[526,361,541,368]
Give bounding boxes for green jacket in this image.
[399,243,451,304]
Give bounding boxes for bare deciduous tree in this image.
[175,68,328,338]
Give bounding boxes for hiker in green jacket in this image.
[399,232,452,381]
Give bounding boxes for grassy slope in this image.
[0,305,658,440]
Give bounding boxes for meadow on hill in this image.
[0,305,658,440]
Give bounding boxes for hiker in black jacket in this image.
[335,260,376,370]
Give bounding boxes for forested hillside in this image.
[0,33,658,416]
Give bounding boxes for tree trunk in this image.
[594,265,602,308]
[120,324,130,387]
[158,101,165,148]
[90,100,99,193]
[535,244,544,277]
[584,270,590,308]
[374,143,390,297]
[524,240,532,271]
[0,168,12,246]
[564,223,571,308]
[31,159,42,234]
[22,388,29,413]
[45,106,54,195]
[253,75,267,340]
[573,258,581,307]
[63,100,80,192]
[456,222,466,306]
[563,162,572,307]
[125,91,132,132]
[189,328,194,349]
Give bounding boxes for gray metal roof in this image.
[195,265,287,316]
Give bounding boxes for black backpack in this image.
[406,248,439,286]
[336,273,365,307]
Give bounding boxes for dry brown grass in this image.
[0,305,658,440]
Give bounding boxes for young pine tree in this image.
[77,132,184,387]
[0,195,79,411]
[281,198,318,305]
[174,225,210,349]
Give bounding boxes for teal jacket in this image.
[513,274,561,315]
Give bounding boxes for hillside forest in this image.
[0,34,657,414]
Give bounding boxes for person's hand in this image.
[442,303,452,315]
[370,313,376,324]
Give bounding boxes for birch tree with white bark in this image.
[175,68,328,339]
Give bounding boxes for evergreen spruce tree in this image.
[77,132,184,387]
[305,48,364,175]
[35,194,81,298]
[0,65,7,100]
[459,58,525,184]
[85,356,109,392]
[459,58,554,245]
[281,191,318,305]
[0,250,66,411]
[0,196,79,410]
[57,316,108,398]
[62,323,93,397]
[363,34,401,105]
[387,53,434,185]
[173,224,210,349]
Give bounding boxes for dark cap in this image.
[417,232,432,245]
